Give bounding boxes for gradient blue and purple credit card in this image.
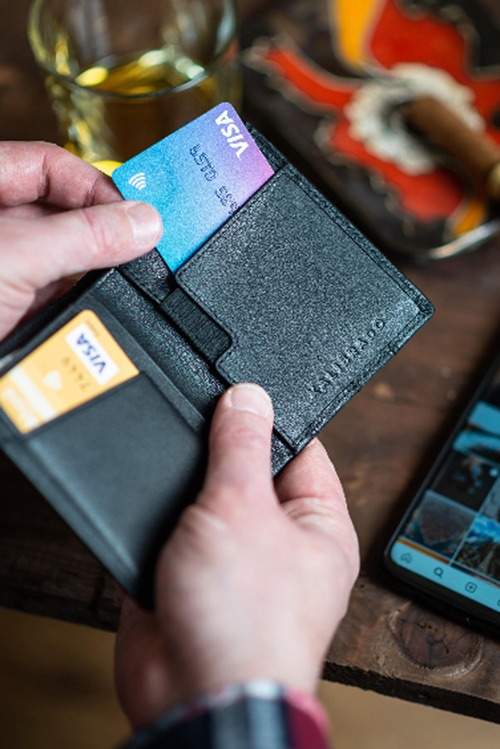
[112,103,274,271]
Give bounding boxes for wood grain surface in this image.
[0,0,499,724]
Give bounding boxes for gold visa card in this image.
[0,310,138,433]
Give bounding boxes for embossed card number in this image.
[0,310,138,433]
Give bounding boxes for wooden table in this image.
[1,0,499,725]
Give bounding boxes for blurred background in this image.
[0,606,498,748]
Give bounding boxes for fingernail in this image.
[227,383,272,417]
[126,202,163,247]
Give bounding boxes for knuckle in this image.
[177,504,228,544]
[170,503,236,563]
[287,499,360,579]
[201,486,244,517]
[77,205,129,264]
[79,208,109,256]
[328,524,360,583]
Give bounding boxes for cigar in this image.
[400,95,500,199]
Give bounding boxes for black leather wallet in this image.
[0,132,433,606]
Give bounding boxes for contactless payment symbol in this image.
[128,172,147,191]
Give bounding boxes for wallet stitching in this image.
[177,171,431,446]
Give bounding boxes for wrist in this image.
[163,640,324,707]
[166,658,321,707]
[121,681,329,749]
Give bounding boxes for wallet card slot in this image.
[160,288,231,363]
[116,128,287,310]
[89,277,295,474]
[4,372,206,604]
[175,166,432,450]
[250,128,289,172]
[90,271,226,417]
[120,249,176,306]
[87,298,206,432]
[0,292,206,440]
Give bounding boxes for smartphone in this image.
[384,348,500,632]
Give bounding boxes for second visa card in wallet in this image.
[0,103,434,608]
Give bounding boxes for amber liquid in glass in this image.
[44,44,241,161]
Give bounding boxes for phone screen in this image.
[388,359,500,620]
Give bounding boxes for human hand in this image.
[0,141,162,340]
[115,383,360,730]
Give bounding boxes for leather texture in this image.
[0,131,433,606]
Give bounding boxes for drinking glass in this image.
[28,0,241,162]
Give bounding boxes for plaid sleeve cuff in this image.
[120,681,330,749]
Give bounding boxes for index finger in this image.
[275,439,347,508]
[275,440,359,571]
[0,141,120,209]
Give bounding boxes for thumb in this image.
[199,383,275,513]
[4,200,163,287]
